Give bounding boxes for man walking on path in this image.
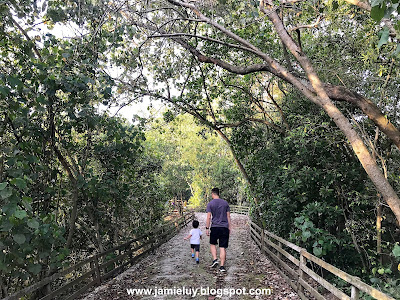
[206,188,231,273]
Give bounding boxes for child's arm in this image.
[183,234,192,240]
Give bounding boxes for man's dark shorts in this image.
[191,244,200,252]
[210,227,229,248]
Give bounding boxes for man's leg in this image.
[219,247,226,266]
[210,244,217,260]
[218,228,229,272]
[209,228,219,267]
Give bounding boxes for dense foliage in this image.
[145,113,246,207]
[0,27,167,297]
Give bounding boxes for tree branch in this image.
[9,16,42,61]
[289,15,322,32]
[149,33,257,53]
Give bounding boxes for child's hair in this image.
[192,220,199,228]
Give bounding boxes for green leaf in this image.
[313,246,323,256]
[302,230,312,239]
[371,4,386,21]
[0,187,12,199]
[0,86,10,96]
[394,43,400,57]
[0,261,8,272]
[370,0,384,7]
[7,76,23,88]
[10,178,27,190]
[39,251,50,259]
[378,27,390,49]
[0,182,7,190]
[14,210,27,219]
[28,263,42,275]
[22,197,33,212]
[13,233,26,244]
[377,268,385,275]
[392,244,400,258]
[27,219,39,229]
[384,3,398,18]
[0,221,13,231]
[370,277,380,283]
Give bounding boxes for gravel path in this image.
[80,213,299,300]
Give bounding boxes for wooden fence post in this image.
[277,241,282,260]
[351,285,360,300]
[260,228,265,254]
[298,250,305,295]
[92,255,101,285]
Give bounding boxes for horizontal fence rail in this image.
[186,204,250,215]
[4,212,193,300]
[249,221,395,300]
[229,205,250,215]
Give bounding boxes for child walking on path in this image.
[184,220,202,264]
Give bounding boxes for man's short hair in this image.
[211,188,220,196]
[192,220,199,228]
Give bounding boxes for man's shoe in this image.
[219,266,227,273]
[210,259,218,268]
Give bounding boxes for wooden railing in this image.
[186,204,250,215]
[230,205,250,215]
[249,221,395,300]
[4,212,193,300]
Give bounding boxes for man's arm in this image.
[227,211,232,233]
[206,212,211,236]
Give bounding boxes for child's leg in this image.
[195,245,200,263]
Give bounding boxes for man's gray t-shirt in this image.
[206,198,230,228]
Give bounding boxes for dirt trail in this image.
[81,213,299,300]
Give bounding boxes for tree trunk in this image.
[0,156,3,182]
[65,181,79,249]
[0,276,8,298]
[376,202,382,264]
[94,216,104,253]
[215,129,252,187]
[215,128,261,215]
[343,210,368,271]
[371,127,384,265]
